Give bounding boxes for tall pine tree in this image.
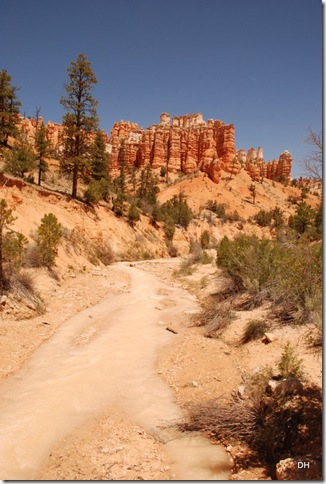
[60,54,99,198]
[0,70,21,146]
[34,108,51,186]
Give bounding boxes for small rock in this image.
[262,332,275,344]
[237,384,246,399]
[0,296,8,306]
[192,381,199,387]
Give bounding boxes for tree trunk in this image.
[72,162,78,198]
[0,231,3,292]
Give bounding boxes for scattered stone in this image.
[237,385,246,399]
[262,332,276,344]
[266,379,279,394]
[0,296,8,306]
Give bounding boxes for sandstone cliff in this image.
[18,113,292,184]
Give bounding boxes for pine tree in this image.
[0,199,15,291]
[0,70,21,146]
[4,131,36,178]
[60,54,99,198]
[34,108,51,186]
[37,213,63,266]
[90,130,110,182]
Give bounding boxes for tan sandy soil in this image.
[0,169,321,480]
[0,257,320,480]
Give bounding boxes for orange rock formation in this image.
[17,113,292,184]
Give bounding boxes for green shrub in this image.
[127,203,140,226]
[206,200,227,218]
[163,217,175,241]
[272,207,285,228]
[200,230,210,249]
[288,202,316,234]
[254,209,273,227]
[216,234,277,296]
[272,239,322,323]
[112,193,126,217]
[217,234,322,323]
[159,192,193,229]
[278,342,304,379]
[84,178,109,204]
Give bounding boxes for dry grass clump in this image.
[182,381,322,469]
[240,319,269,344]
[182,396,262,442]
[6,269,45,314]
[193,298,235,338]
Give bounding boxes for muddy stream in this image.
[0,261,231,480]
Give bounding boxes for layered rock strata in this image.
[108,113,240,183]
[17,113,292,184]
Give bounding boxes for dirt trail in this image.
[0,261,231,480]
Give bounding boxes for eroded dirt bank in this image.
[0,260,231,480]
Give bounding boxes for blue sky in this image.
[1,0,322,177]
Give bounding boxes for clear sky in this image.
[1,0,322,177]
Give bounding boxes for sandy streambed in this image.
[0,261,230,480]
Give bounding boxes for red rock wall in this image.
[16,113,292,184]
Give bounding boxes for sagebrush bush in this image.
[216,234,322,323]
[272,238,322,323]
[216,234,277,296]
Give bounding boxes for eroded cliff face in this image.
[108,113,292,183]
[108,113,241,184]
[18,113,292,184]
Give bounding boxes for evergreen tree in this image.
[137,164,159,204]
[37,213,63,266]
[90,130,110,181]
[289,202,316,235]
[128,203,140,227]
[60,54,99,198]
[34,108,51,186]
[0,199,15,291]
[4,131,36,178]
[0,70,21,146]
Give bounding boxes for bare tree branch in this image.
[302,127,322,181]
